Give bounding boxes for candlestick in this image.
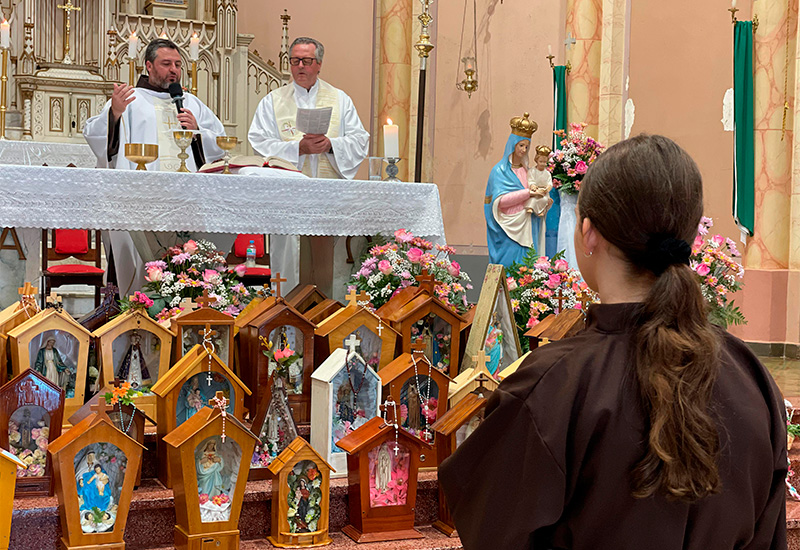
[191,61,198,97]
[383,118,399,159]
[189,33,200,62]
[731,0,736,8]
[548,44,552,56]
[0,20,9,50]
[0,47,7,140]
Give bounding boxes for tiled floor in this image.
[764,356,800,398]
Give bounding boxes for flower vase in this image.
[556,190,580,272]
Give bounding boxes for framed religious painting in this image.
[336,414,431,543]
[8,306,91,423]
[248,376,299,478]
[267,437,334,547]
[48,397,145,550]
[151,344,250,489]
[314,290,400,371]
[449,351,500,407]
[0,368,64,496]
[163,396,259,550]
[461,264,521,376]
[379,346,451,465]
[238,299,315,423]
[93,308,175,421]
[310,345,382,477]
[173,295,235,369]
[430,392,488,536]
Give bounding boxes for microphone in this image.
[168,82,184,114]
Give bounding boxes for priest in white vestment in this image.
[248,37,370,292]
[83,39,228,294]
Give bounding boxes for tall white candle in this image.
[128,32,139,60]
[189,33,200,62]
[548,44,552,56]
[0,20,9,50]
[731,0,737,8]
[383,118,399,159]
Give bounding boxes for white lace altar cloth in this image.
[0,165,447,240]
[0,140,98,168]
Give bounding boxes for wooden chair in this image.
[41,229,105,307]
[226,234,272,287]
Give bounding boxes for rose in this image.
[145,267,163,282]
[203,269,220,285]
[234,264,247,277]
[447,261,461,277]
[274,348,285,361]
[545,273,561,289]
[183,240,199,254]
[407,247,424,263]
[695,263,711,276]
[554,259,569,272]
[393,229,414,243]
[378,260,392,275]
[506,276,518,291]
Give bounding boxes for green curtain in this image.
[546,65,568,257]
[733,21,755,236]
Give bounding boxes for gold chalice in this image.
[215,136,240,174]
[173,130,196,173]
[124,143,159,171]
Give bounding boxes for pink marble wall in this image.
[566,0,603,138]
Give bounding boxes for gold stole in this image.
[271,79,341,179]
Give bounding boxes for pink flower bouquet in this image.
[548,122,604,195]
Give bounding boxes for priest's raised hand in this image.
[83,37,226,172]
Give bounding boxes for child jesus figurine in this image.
[525,145,554,254]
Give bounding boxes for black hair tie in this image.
[643,236,691,275]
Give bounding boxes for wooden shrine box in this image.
[48,397,145,550]
[267,437,335,547]
[174,304,235,371]
[336,416,432,543]
[379,350,451,466]
[311,347,382,478]
[163,404,259,550]
[462,264,522,376]
[457,306,476,375]
[0,368,64,496]
[286,284,329,315]
[524,308,586,349]
[151,345,251,488]
[232,296,277,390]
[429,392,488,536]
[93,309,176,420]
[306,300,344,326]
[0,449,27,550]
[449,353,500,407]
[8,307,92,422]
[380,288,466,378]
[69,386,155,487]
[238,299,315,423]
[497,350,531,381]
[248,376,299,479]
[315,304,399,371]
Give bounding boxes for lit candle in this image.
[548,44,552,56]
[464,56,476,72]
[0,20,9,50]
[159,31,168,39]
[189,33,200,62]
[731,0,737,7]
[128,32,139,60]
[383,118,399,159]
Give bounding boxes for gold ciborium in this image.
[124,143,159,171]
[173,130,196,173]
[215,136,239,174]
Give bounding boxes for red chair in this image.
[227,234,272,288]
[42,229,105,307]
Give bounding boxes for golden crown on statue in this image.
[510,112,538,138]
[534,145,552,157]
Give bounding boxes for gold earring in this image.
[583,251,593,257]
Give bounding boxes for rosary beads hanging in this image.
[411,349,434,442]
[343,334,368,403]
[381,396,400,455]
[202,327,216,386]
[210,392,228,442]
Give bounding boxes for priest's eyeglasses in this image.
[289,57,317,66]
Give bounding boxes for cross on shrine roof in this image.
[272,272,287,298]
[195,289,215,309]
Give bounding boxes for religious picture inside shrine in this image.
[8,405,50,477]
[410,314,452,372]
[455,412,484,448]
[264,325,304,394]
[251,379,297,468]
[112,330,160,391]
[342,325,381,369]
[74,442,127,533]
[485,294,515,376]
[400,374,438,442]
[287,460,323,533]
[176,373,234,426]
[28,330,79,398]
[195,435,241,523]
[182,325,231,366]
[368,441,410,508]
[330,354,379,454]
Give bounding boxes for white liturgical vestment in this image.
[248,79,370,291]
[83,86,228,295]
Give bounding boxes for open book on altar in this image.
[198,155,300,173]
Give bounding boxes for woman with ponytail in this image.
[440,135,787,550]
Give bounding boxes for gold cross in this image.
[57,0,81,64]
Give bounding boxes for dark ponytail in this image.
[579,134,721,501]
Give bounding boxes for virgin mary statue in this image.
[484,113,540,266]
